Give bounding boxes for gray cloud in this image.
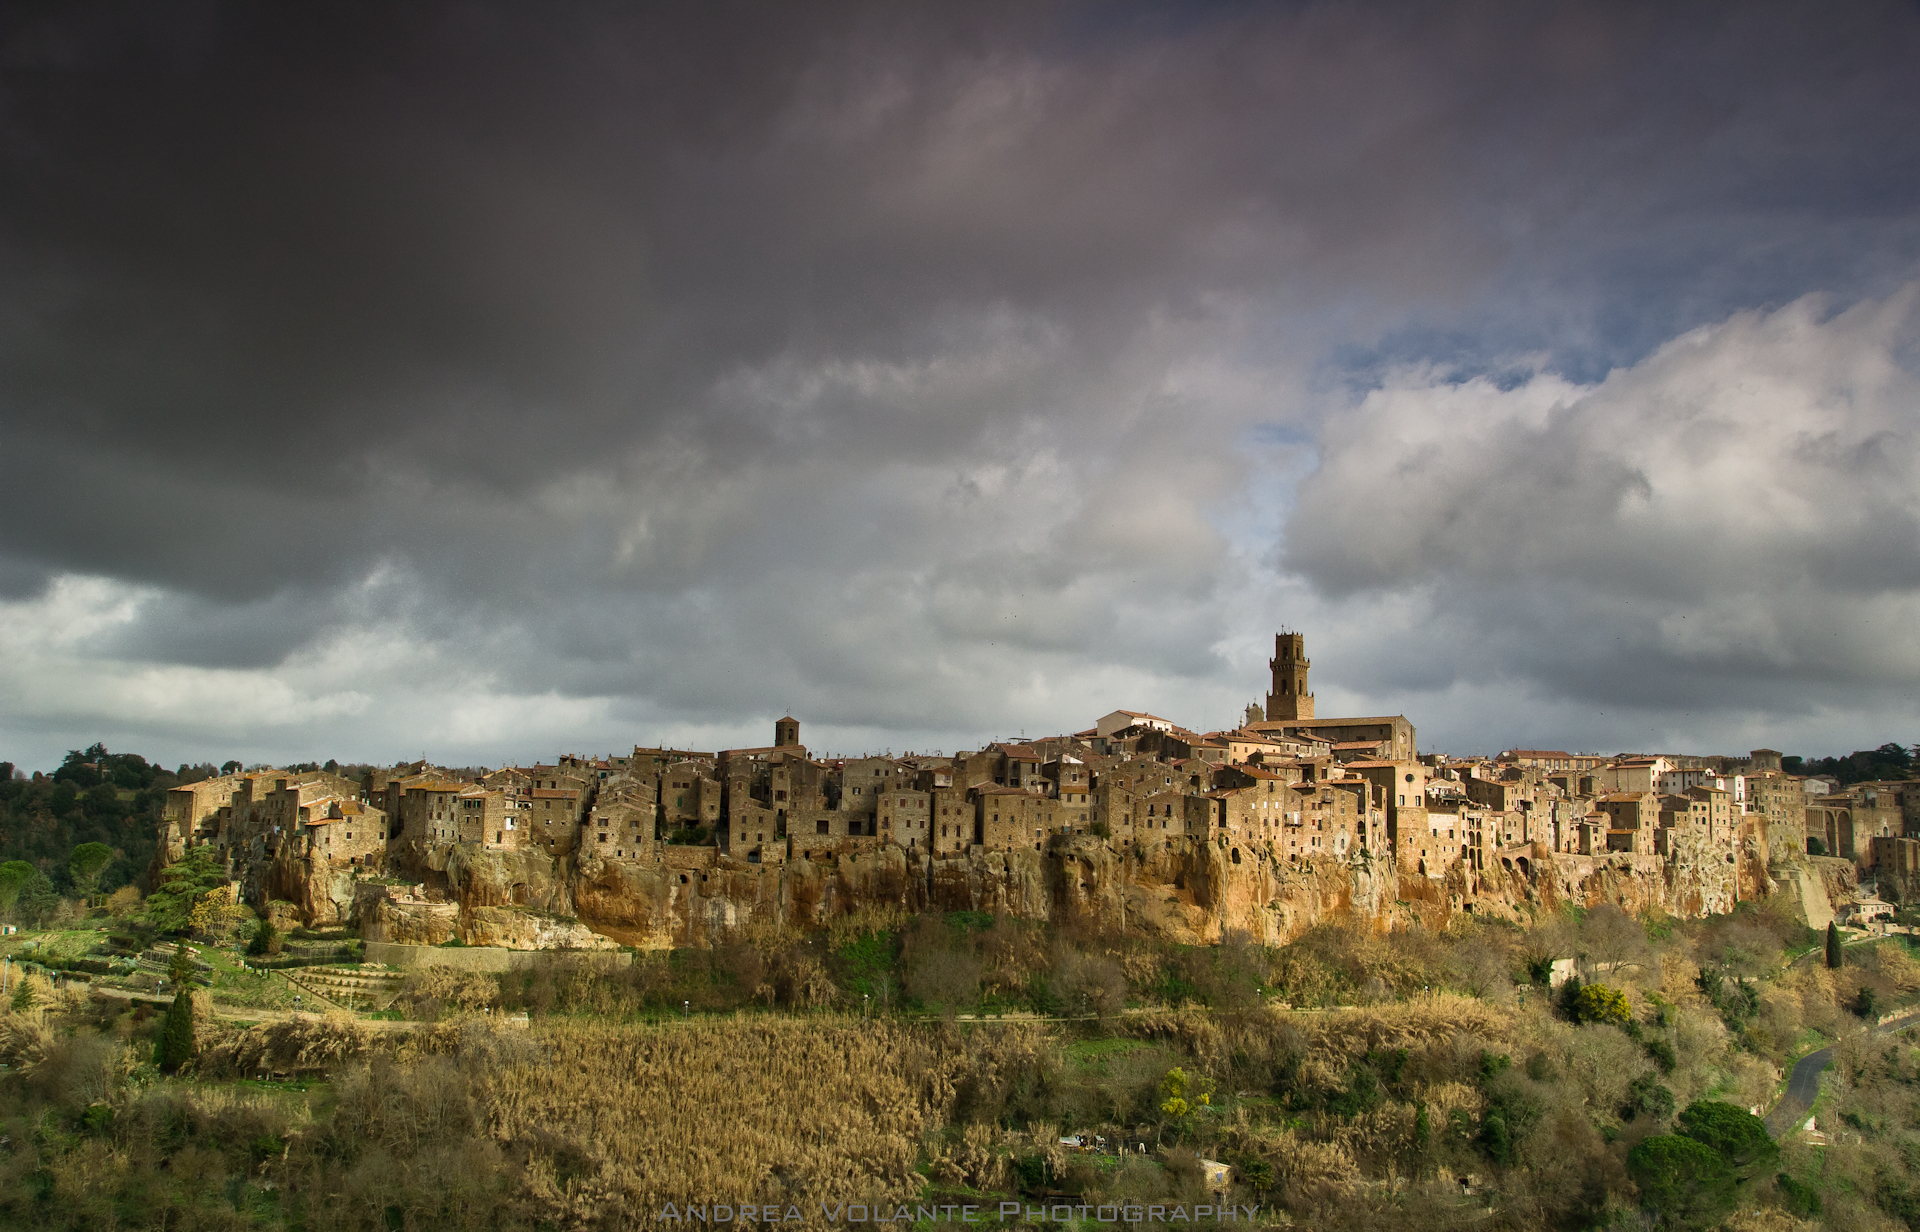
[1285,290,1920,747]
[2,2,1919,769]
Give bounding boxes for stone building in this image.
[1746,772,1810,853]
[403,779,475,845]
[585,780,656,860]
[875,786,931,850]
[1264,631,1314,721]
[658,760,722,830]
[301,798,387,865]
[977,787,1054,853]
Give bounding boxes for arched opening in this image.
[510,883,530,905]
[1231,847,1241,864]
[1517,857,1531,877]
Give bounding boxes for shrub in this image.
[1623,1072,1675,1122]
[1570,983,1630,1026]
[1776,1173,1822,1217]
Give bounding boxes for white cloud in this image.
[1281,287,1920,752]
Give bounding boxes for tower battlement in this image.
[1265,630,1314,721]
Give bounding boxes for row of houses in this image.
[156,633,1918,893]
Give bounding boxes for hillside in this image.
[3,895,1920,1230]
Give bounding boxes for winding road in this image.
[1764,1008,1920,1138]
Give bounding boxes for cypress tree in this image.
[1826,921,1843,969]
[154,992,195,1073]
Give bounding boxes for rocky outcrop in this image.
[357,880,616,950]
[192,815,1834,948]
[264,849,361,926]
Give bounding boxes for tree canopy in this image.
[144,846,229,935]
[1627,1134,1738,1228]
[1783,741,1916,785]
[1676,1101,1776,1172]
[0,743,171,895]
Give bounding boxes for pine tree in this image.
[1826,921,1843,969]
[153,992,195,1073]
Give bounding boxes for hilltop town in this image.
[152,632,1917,947]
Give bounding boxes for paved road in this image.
[1765,1009,1920,1138]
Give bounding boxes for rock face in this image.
[397,830,1820,949]
[205,818,1831,948]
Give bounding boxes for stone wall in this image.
[365,941,631,972]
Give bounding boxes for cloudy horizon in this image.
[3,2,1919,773]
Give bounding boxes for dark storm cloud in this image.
[2,1,1918,767]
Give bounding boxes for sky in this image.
[2,1,1919,772]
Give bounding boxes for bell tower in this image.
[1265,631,1314,721]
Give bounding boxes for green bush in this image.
[1623,1072,1675,1122]
[1569,982,1630,1026]
[1776,1173,1822,1217]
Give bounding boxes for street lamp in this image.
[683,999,689,1019]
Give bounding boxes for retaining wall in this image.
[364,941,631,972]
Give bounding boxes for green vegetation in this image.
[142,846,228,936]
[152,992,196,1072]
[247,917,280,957]
[1783,741,1917,786]
[5,853,1920,1227]
[0,746,176,900]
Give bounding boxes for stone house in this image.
[658,760,722,829]
[1746,771,1809,854]
[404,779,476,845]
[876,787,932,851]
[586,785,656,860]
[923,787,973,855]
[455,788,510,846]
[1597,792,1658,854]
[300,797,387,865]
[976,787,1054,853]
